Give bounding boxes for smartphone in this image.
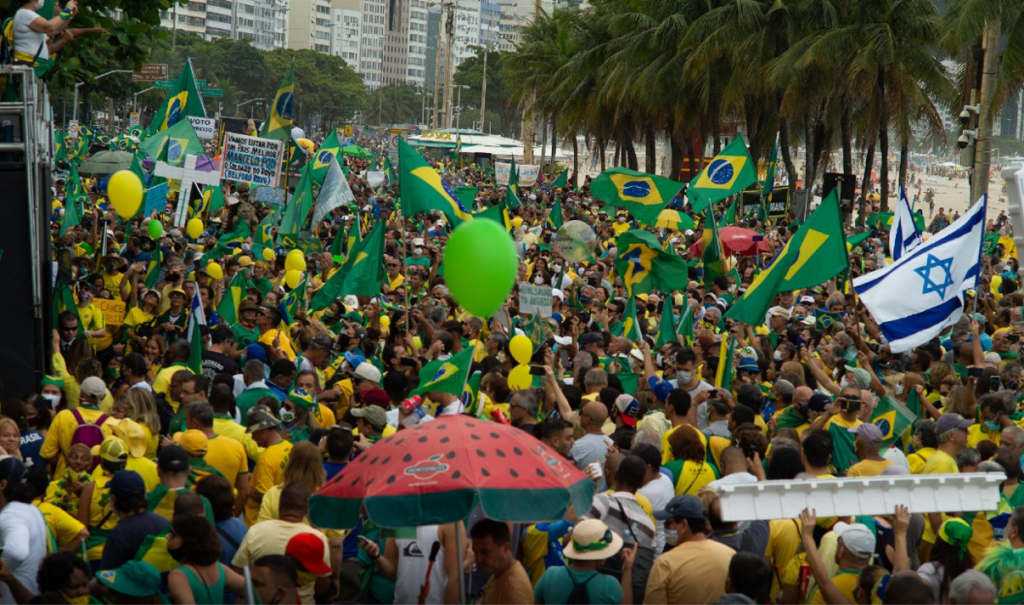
[528,365,546,376]
[400,358,419,368]
[559,347,570,368]
[991,376,1002,391]
[357,536,373,546]
[968,367,985,378]
[1010,334,1021,344]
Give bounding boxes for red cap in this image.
[285,533,332,575]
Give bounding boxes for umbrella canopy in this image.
[309,416,594,530]
[655,209,696,231]
[341,144,373,160]
[77,150,135,175]
[689,226,772,256]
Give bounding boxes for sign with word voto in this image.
[188,116,216,140]
[519,284,553,317]
[221,133,284,187]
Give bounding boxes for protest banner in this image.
[518,164,540,187]
[519,284,553,316]
[143,182,170,217]
[94,298,126,326]
[496,162,511,186]
[187,116,216,140]
[221,133,284,187]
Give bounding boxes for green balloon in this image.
[442,219,518,318]
[147,220,163,239]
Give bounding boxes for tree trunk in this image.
[974,19,1001,202]
[670,130,683,181]
[572,135,579,190]
[878,68,890,212]
[898,134,909,191]
[779,118,797,193]
[858,139,876,228]
[613,145,620,167]
[645,127,657,174]
[841,104,853,176]
[539,119,547,171]
[625,135,639,171]
[687,138,697,183]
[599,136,606,172]
[550,119,557,176]
[805,121,816,196]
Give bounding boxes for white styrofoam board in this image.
[716,473,1007,522]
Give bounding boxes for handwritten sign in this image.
[495,162,511,186]
[518,164,540,187]
[95,298,126,326]
[519,284,553,317]
[221,133,283,187]
[252,186,285,206]
[143,182,170,217]
[188,116,216,140]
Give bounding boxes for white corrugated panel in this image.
[716,473,1006,522]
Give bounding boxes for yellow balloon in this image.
[108,170,143,219]
[262,247,276,262]
[285,249,307,272]
[509,334,533,365]
[296,138,315,153]
[285,269,303,289]
[205,262,223,280]
[186,218,204,240]
[508,365,532,391]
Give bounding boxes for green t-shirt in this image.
[235,387,279,418]
[231,322,260,347]
[534,566,623,605]
[406,255,431,268]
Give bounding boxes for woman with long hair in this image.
[167,514,245,604]
[256,441,326,524]
[124,389,161,459]
[918,518,974,602]
[663,425,718,496]
[0,417,22,461]
[143,334,167,376]
[280,388,321,444]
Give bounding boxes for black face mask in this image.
[167,544,185,562]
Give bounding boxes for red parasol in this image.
[689,226,772,256]
[308,415,594,530]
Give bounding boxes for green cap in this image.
[287,389,316,411]
[95,561,161,597]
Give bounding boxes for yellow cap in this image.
[91,436,130,462]
[110,419,147,459]
[177,429,209,457]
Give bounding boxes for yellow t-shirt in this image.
[923,449,959,475]
[102,272,124,300]
[153,364,190,411]
[86,470,117,561]
[78,303,106,349]
[660,424,708,465]
[213,417,265,461]
[808,570,860,605]
[824,414,862,431]
[36,500,86,552]
[673,460,717,496]
[39,405,114,478]
[259,329,296,361]
[203,434,249,488]
[255,484,345,540]
[127,456,159,492]
[968,423,1002,448]
[315,403,336,428]
[766,519,801,598]
[846,458,893,477]
[245,440,293,526]
[907,448,936,475]
[388,274,405,291]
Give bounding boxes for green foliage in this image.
[364,83,424,126]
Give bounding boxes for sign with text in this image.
[143,182,170,217]
[518,164,540,187]
[68,120,79,139]
[519,284,553,317]
[739,187,791,219]
[94,299,126,326]
[132,64,168,82]
[221,133,283,187]
[129,112,140,127]
[495,162,511,186]
[188,116,216,140]
[252,186,285,206]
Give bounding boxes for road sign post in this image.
[132,64,168,82]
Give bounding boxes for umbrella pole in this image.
[456,523,466,605]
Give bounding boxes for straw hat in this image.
[562,519,624,561]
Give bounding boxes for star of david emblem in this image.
[914,254,954,298]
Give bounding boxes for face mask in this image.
[773,351,783,362]
[664,529,678,547]
[617,217,626,223]
[534,275,544,285]
[42,393,61,407]
[414,247,423,255]
[580,294,591,304]
[280,409,295,423]
[553,264,563,273]
[677,371,693,384]
[167,545,185,562]
[655,353,663,368]
[986,421,1000,431]
[60,593,88,605]
[895,383,904,396]
[34,0,44,8]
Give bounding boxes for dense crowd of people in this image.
[14,122,1024,605]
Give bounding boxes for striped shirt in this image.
[583,492,656,549]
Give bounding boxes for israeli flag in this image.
[890,186,923,261]
[854,195,987,353]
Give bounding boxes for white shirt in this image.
[638,474,675,555]
[0,502,47,602]
[13,9,47,62]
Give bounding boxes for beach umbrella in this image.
[341,144,373,160]
[308,415,594,530]
[78,150,135,175]
[655,209,696,231]
[689,226,772,256]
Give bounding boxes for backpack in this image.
[70,408,108,451]
[565,570,595,605]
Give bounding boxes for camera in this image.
[958,133,970,149]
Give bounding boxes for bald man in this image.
[570,400,614,491]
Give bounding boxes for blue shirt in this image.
[215,517,248,565]
[19,430,44,468]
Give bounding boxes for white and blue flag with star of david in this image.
[854,195,987,353]
[890,186,923,261]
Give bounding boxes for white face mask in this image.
[664,529,678,546]
[553,264,563,273]
[656,353,663,368]
[35,0,44,9]
[280,409,295,423]
[773,350,784,362]
[42,393,61,407]
[534,275,544,285]
[413,247,423,255]
[678,371,693,384]
[895,383,904,396]
[840,376,849,389]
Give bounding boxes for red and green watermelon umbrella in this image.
[309,415,595,529]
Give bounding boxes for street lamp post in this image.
[452,84,469,131]
[237,98,269,119]
[73,69,132,122]
[133,86,157,113]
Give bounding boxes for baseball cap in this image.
[647,376,672,402]
[108,470,145,500]
[767,306,791,319]
[844,365,872,390]
[799,295,816,305]
[360,387,390,409]
[238,300,260,314]
[614,395,640,427]
[310,333,334,350]
[157,444,190,473]
[343,351,366,369]
[179,430,209,457]
[247,404,280,433]
[936,413,972,434]
[110,419,147,458]
[95,561,162,597]
[237,255,254,267]
[833,522,876,558]
[351,406,387,431]
[806,393,832,414]
[80,376,106,399]
[579,332,603,348]
[849,423,884,445]
[353,362,382,384]
[0,457,25,486]
[654,495,705,521]
[411,237,425,247]
[736,357,760,373]
[92,436,130,463]
[285,533,332,575]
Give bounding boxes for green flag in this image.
[397,138,473,225]
[846,230,874,250]
[144,245,162,289]
[508,156,519,197]
[328,223,347,259]
[309,223,385,311]
[253,213,276,258]
[140,119,204,168]
[473,201,511,231]
[815,311,844,331]
[718,198,738,227]
[547,198,564,230]
[687,136,758,213]
[261,62,295,142]
[455,187,479,209]
[149,61,205,133]
[828,422,859,475]
[620,296,642,342]
[759,133,779,223]
[725,190,848,326]
[278,164,314,242]
[553,167,568,189]
[677,299,695,346]
[217,272,247,327]
[60,163,85,237]
[656,300,677,347]
[187,292,205,374]
[205,220,252,261]
[701,219,725,288]
[410,347,475,397]
[870,395,917,451]
[53,282,83,336]
[714,335,736,390]
[590,167,684,225]
[614,230,690,297]
[310,129,342,184]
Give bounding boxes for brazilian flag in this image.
[553,167,569,190]
[656,300,677,347]
[144,245,162,289]
[411,347,475,397]
[473,200,512,231]
[870,395,917,450]
[311,129,342,184]
[846,229,874,251]
[455,187,479,209]
[139,119,204,169]
[614,230,689,297]
[677,299,695,346]
[715,335,736,390]
[618,296,642,342]
[815,311,843,331]
[277,164,315,242]
[590,167,683,225]
[827,421,860,475]
[261,62,295,142]
[205,219,252,261]
[309,223,385,311]
[701,219,726,288]
[687,136,758,212]
[149,61,206,133]
[398,137,472,225]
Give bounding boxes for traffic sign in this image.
[197,79,207,91]
[68,120,79,139]
[205,89,223,97]
[154,80,173,89]
[132,64,168,82]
